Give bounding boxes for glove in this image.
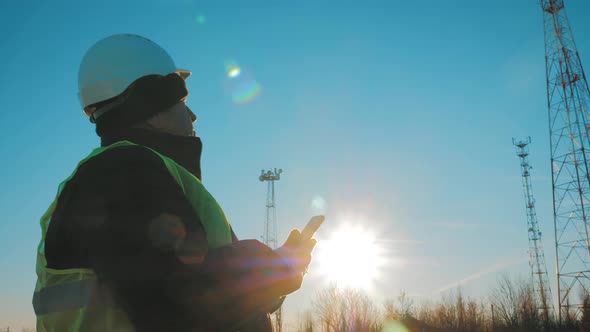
[274,229,317,275]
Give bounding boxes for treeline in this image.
[6,275,590,332]
[296,276,590,332]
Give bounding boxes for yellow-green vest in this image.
[33,141,233,332]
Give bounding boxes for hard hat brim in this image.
[176,69,191,80]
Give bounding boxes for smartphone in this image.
[301,215,325,240]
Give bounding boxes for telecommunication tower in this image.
[540,0,590,319]
[259,168,283,332]
[513,137,554,322]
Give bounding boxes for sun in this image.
[315,224,384,290]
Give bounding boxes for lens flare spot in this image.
[195,14,206,25]
[382,321,411,332]
[228,66,241,78]
[224,61,240,78]
[224,61,262,105]
[232,81,261,104]
[311,196,327,215]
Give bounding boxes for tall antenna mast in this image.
[259,168,283,332]
[513,137,554,322]
[540,0,590,319]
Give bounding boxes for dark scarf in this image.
[101,129,203,180]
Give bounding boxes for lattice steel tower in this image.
[540,0,590,319]
[513,137,554,322]
[259,168,283,332]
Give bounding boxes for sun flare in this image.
[316,224,384,290]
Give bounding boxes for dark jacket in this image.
[44,131,293,331]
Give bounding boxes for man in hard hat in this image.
[33,34,318,332]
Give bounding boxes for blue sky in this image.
[1,0,590,329]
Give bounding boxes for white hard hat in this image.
[78,34,190,115]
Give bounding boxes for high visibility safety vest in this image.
[33,141,234,332]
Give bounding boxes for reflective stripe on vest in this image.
[34,141,233,331]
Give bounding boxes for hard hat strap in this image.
[91,97,126,122]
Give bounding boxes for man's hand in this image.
[274,229,317,275]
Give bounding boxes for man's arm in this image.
[45,146,301,331]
